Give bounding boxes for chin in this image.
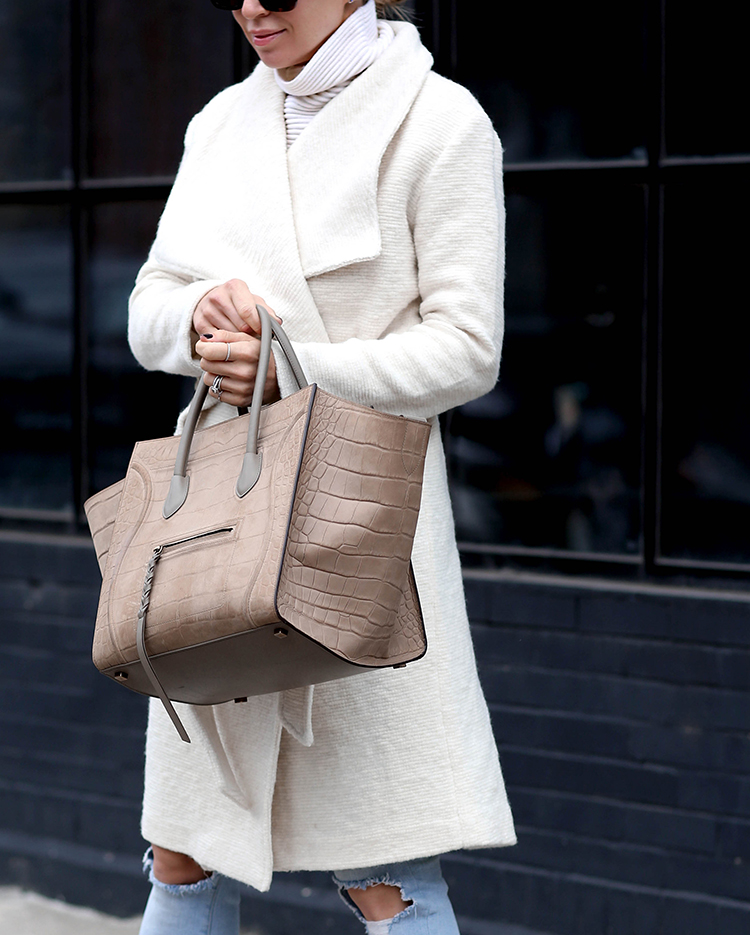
[254,47,291,69]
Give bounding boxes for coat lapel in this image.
[228,69,332,344]
[151,24,431,339]
[154,66,331,344]
[287,23,433,278]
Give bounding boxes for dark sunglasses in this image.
[211,0,298,11]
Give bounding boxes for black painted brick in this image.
[0,536,100,586]
[0,782,143,853]
[0,577,100,619]
[0,845,148,918]
[676,769,750,817]
[490,705,750,773]
[499,747,680,808]
[501,746,750,819]
[0,745,144,798]
[481,665,750,731]
[472,623,750,690]
[579,592,750,648]
[507,787,718,854]
[4,539,750,931]
[0,677,149,728]
[465,579,578,630]
[444,856,750,935]
[508,825,748,901]
[718,820,750,861]
[0,613,95,653]
[0,715,144,768]
[0,646,95,686]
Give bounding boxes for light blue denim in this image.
[138,850,458,935]
[333,857,460,935]
[138,849,240,935]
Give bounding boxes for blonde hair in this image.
[373,0,412,19]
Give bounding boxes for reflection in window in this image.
[661,183,750,563]
[0,0,70,182]
[447,186,644,555]
[665,3,750,157]
[87,0,234,178]
[0,206,73,512]
[455,1,648,164]
[88,202,190,494]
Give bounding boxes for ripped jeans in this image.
[138,850,460,935]
[333,857,460,935]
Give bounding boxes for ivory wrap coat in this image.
[128,21,515,891]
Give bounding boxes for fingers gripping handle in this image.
[163,306,308,518]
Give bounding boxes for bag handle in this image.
[163,306,309,519]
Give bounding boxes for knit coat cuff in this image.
[128,275,226,377]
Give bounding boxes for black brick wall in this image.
[462,570,750,934]
[2,533,749,934]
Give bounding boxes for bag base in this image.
[100,618,387,705]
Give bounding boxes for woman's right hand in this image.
[192,279,281,338]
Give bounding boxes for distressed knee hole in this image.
[143,846,213,892]
[346,882,413,923]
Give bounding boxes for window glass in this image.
[665,3,750,157]
[446,184,644,555]
[88,202,191,495]
[0,0,71,182]
[660,182,750,564]
[0,206,73,513]
[454,1,648,164]
[87,0,235,178]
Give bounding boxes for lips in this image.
[251,29,285,47]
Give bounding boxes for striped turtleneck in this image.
[275,1,393,147]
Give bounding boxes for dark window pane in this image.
[88,202,190,494]
[0,0,71,181]
[661,182,750,564]
[455,2,647,164]
[447,185,644,555]
[665,4,750,157]
[87,1,235,178]
[0,206,73,513]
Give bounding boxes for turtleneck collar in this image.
[275,1,394,146]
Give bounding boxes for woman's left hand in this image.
[195,330,280,407]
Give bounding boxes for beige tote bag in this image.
[85,308,429,741]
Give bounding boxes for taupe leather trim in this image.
[135,546,191,742]
[162,306,311,510]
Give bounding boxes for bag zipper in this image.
[157,526,234,555]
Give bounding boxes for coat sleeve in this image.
[276,113,505,420]
[127,267,224,377]
[127,111,225,379]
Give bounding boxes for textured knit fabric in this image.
[128,21,515,892]
[276,0,392,146]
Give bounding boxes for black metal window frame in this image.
[417,0,750,582]
[0,0,253,529]
[3,0,750,584]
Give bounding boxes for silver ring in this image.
[225,344,232,361]
[211,375,224,400]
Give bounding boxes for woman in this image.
[128,1,515,933]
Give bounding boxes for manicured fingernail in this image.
[201,333,213,339]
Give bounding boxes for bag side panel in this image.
[277,392,430,666]
[92,462,152,670]
[84,478,126,576]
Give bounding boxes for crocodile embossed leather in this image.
[84,309,430,742]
